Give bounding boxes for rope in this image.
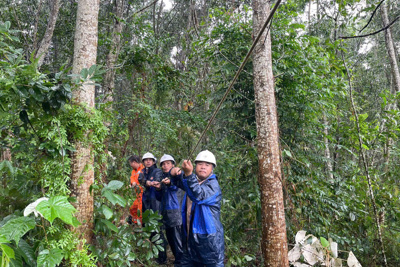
[187,0,282,160]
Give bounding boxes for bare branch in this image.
[35,0,61,67]
[358,0,386,33]
[339,15,399,39]
[133,0,158,15]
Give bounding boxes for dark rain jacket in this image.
[155,170,183,228]
[172,172,225,265]
[139,164,163,213]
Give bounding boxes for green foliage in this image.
[92,180,164,266]
[0,217,35,244]
[0,23,100,266]
[36,196,78,226]
[37,249,64,267]
[0,196,96,267]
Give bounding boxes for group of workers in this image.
[128,150,224,267]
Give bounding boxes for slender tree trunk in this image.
[103,0,125,103]
[1,148,11,161]
[35,0,61,67]
[381,1,400,93]
[31,0,44,56]
[341,52,388,267]
[252,0,289,266]
[323,114,334,181]
[70,0,100,245]
[381,1,399,172]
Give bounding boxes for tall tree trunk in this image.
[252,0,289,266]
[103,0,125,103]
[323,114,334,181]
[100,0,125,183]
[381,1,400,94]
[70,0,100,245]
[35,0,61,67]
[381,1,399,171]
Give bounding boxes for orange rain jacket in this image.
[129,164,144,224]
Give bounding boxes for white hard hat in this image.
[194,150,216,167]
[160,154,175,165]
[142,152,156,162]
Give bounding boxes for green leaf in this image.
[102,189,118,205]
[0,233,9,243]
[283,149,292,157]
[37,248,63,267]
[17,239,35,266]
[290,23,305,29]
[0,217,35,244]
[113,194,126,207]
[100,219,118,233]
[127,253,136,261]
[101,205,113,219]
[1,243,15,259]
[80,68,88,79]
[4,21,11,30]
[361,144,369,150]
[102,190,126,207]
[152,244,159,255]
[320,237,329,248]
[105,180,124,191]
[36,196,77,225]
[146,251,153,260]
[10,251,24,267]
[88,64,97,76]
[151,234,160,243]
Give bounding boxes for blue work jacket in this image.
[155,171,183,228]
[139,164,163,212]
[172,172,225,265]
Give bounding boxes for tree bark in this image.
[1,148,11,161]
[102,0,125,104]
[70,0,100,245]
[35,0,61,67]
[381,1,400,94]
[323,114,334,181]
[252,0,289,266]
[381,1,399,173]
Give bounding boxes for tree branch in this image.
[340,45,388,267]
[133,0,158,15]
[339,15,399,39]
[358,0,386,33]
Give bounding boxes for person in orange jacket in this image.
[128,155,145,224]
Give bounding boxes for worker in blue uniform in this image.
[170,150,224,267]
[154,154,184,266]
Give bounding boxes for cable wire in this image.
[187,0,282,160]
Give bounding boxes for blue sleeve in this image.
[170,172,184,190]
[168,184,179,191]
[184,174,219,202]
[165,171,179,191]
